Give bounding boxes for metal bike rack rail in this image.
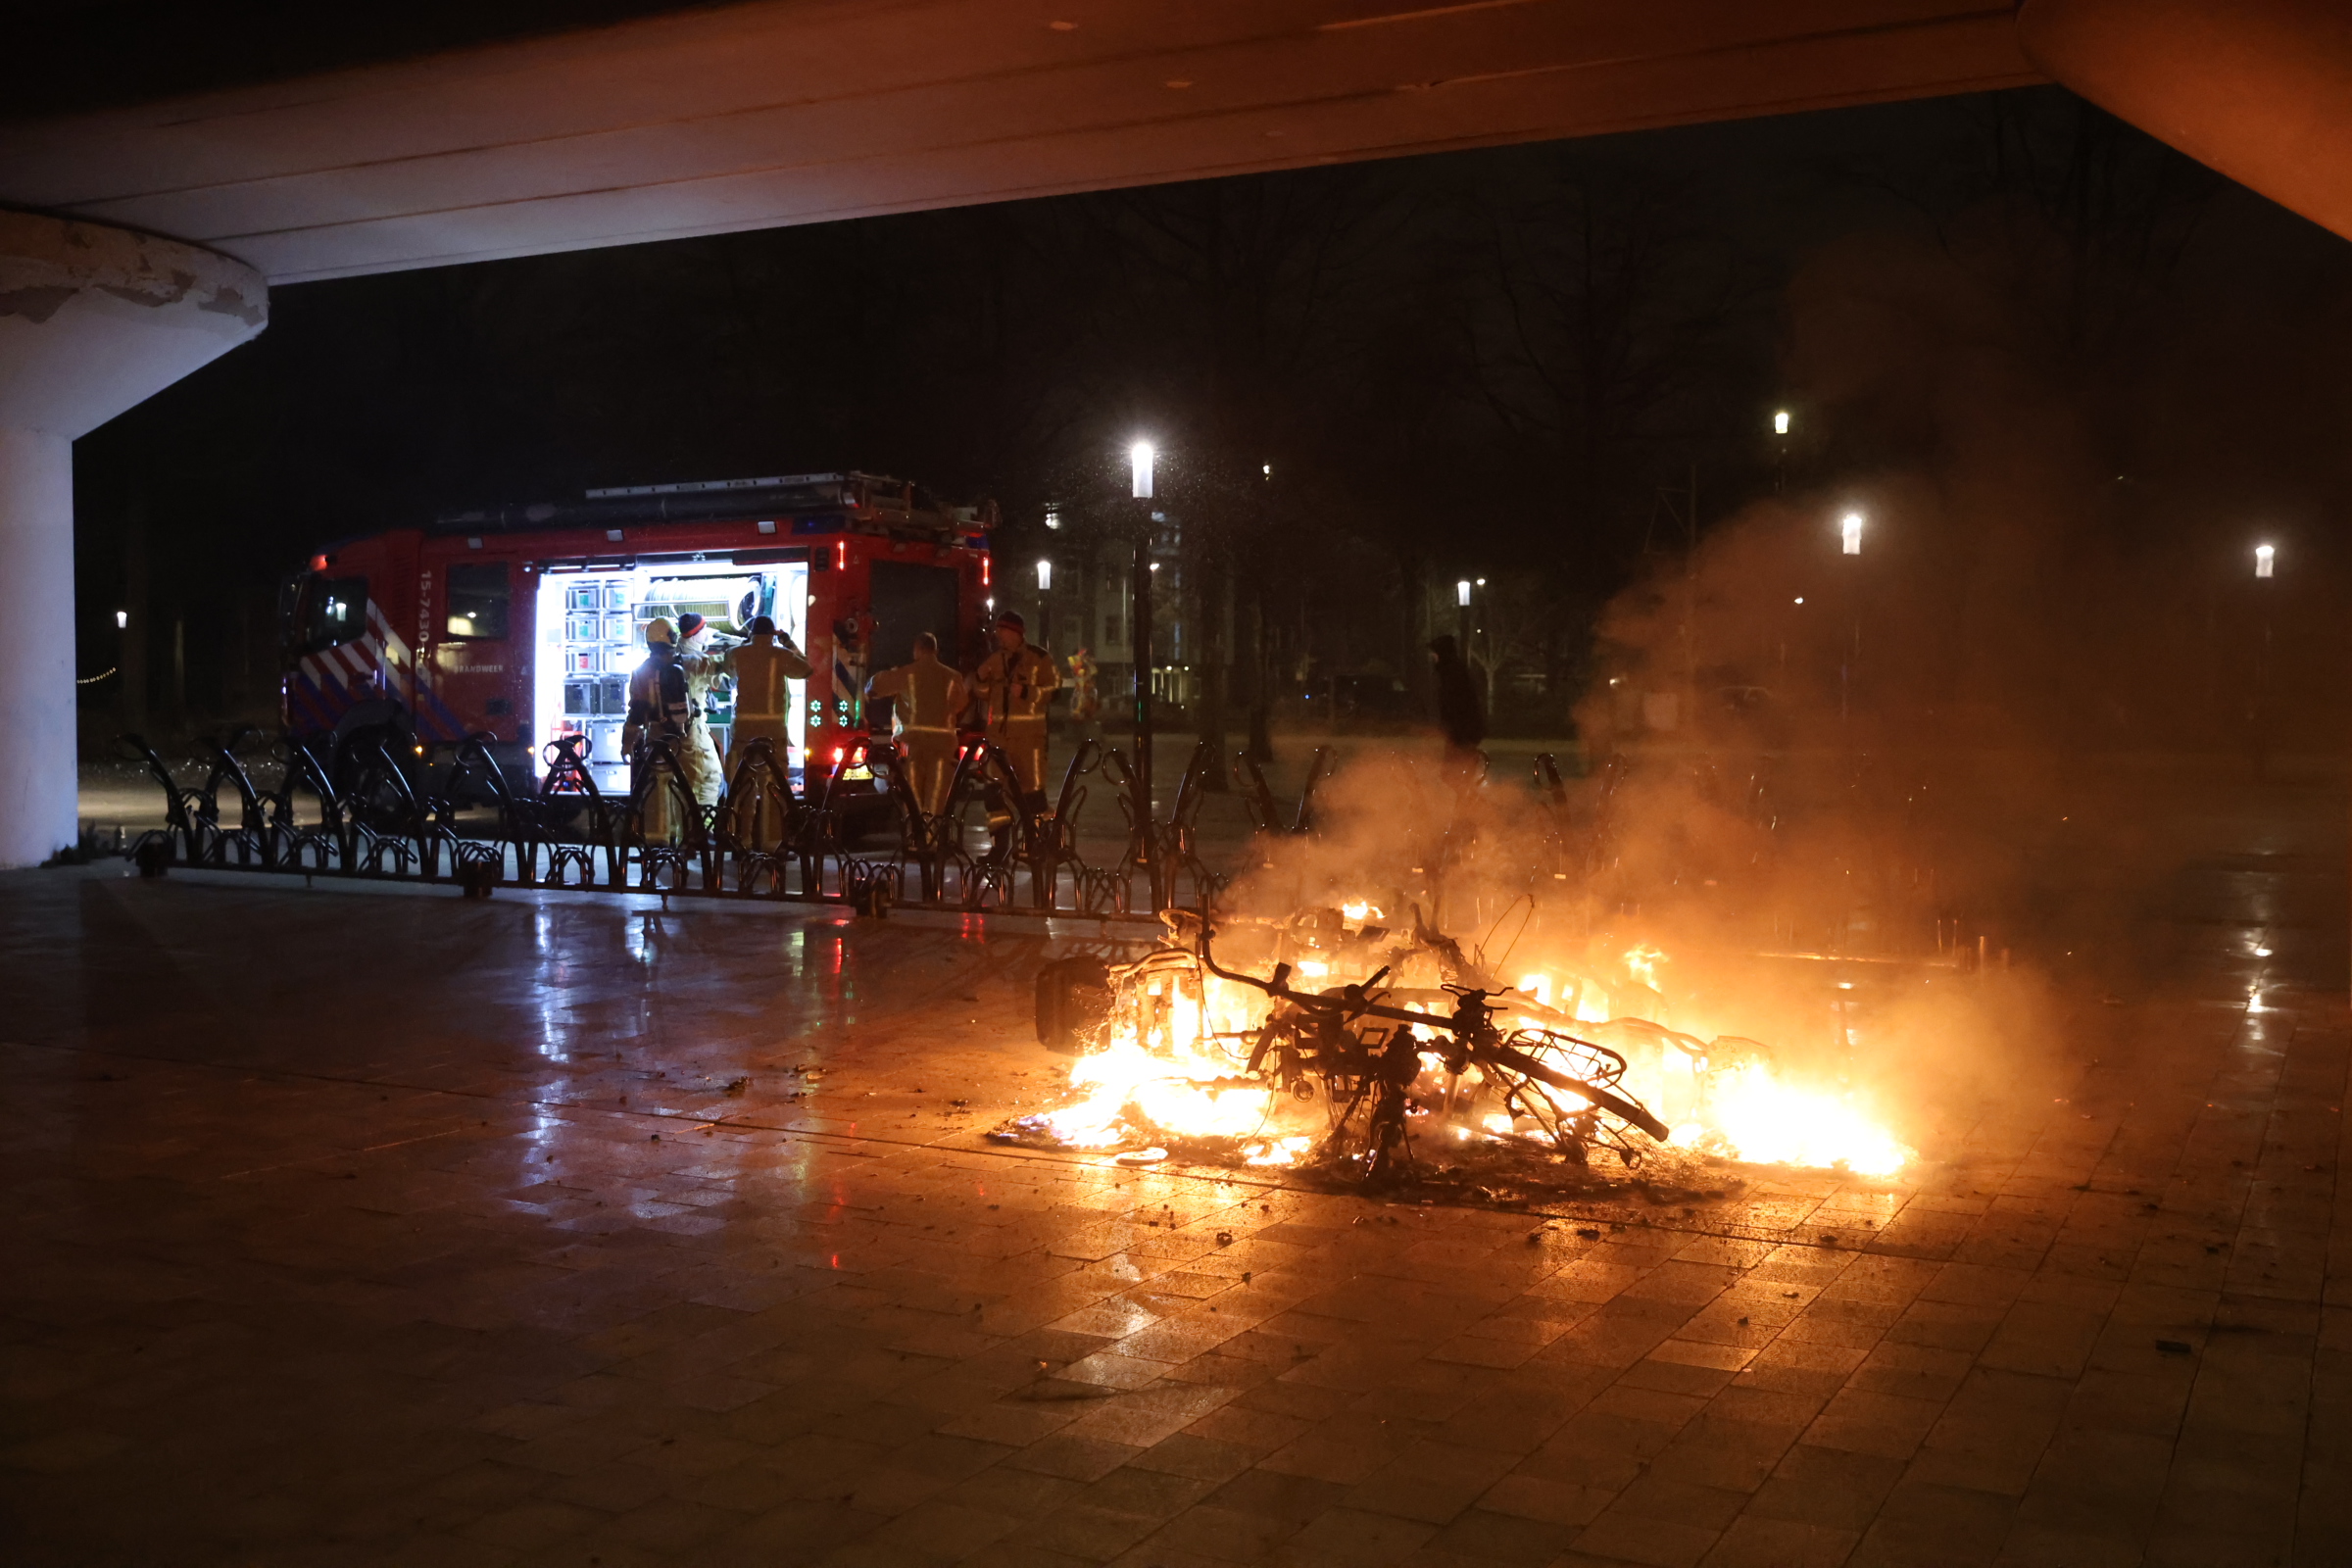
[119,726,1239,924]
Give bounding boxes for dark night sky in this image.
[60,80,2352,745]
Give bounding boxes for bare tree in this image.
[1466,149,1754,574]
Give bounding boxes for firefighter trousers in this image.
[993,720,1051,798]
[725,716,791,849]
[633,737,689,845]
[680,717,726,810]
[902,730,959,818]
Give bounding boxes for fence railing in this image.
[120,725,1282,921]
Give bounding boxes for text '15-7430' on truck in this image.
[278,472,998,801]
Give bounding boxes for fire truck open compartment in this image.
[533,557,809,794]
[282,473,995,806]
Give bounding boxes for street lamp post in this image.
[2253,542,2276,782]
[1034,558,1053,648]
[1129,441,1156,891]
[1839,511,1864,726]
[113,608,128,724]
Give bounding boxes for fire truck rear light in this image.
[980,557,991,586]
[309,555,327,571]
[831,747,845,763]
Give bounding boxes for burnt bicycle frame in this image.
[1190,925,1672,1180]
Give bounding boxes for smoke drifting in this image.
[1205,219,2264,1165]
[1182,154,2345,1177]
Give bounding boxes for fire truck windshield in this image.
[290,574,368,654]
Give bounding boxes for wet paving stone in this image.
[2,787,2348,1567]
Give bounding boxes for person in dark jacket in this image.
[1428,634,1486,789]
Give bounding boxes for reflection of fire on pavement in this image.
[997,905,1911,1192]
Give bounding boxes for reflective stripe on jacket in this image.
[867,658,966,732]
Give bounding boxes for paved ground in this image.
[5,756,2349,1567]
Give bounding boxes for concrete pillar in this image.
[0,428,75,866]
[0,212,266,868]
[2019,0,2352,244]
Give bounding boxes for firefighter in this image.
[1067,646,1100,723]
[721,615,811,847]
[623,617,693,842]
[671,612,737,810]
[976,610,1060,805]
[864,631,968,817]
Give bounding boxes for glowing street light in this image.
[115,610,127,629]
[1773,410,1791,435]
[1035,559,1054,592]
[1841,512,1865,556]
[2255,543,2276,579]
[1455,579,1472,608]
[1130,440,1155,499]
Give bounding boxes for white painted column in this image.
[0,213,266,867]
[0,429,74,866]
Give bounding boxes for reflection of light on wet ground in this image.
[520,1107,569,1169]
[530,906,572,1060]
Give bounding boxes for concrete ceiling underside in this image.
[0,1,2038,284]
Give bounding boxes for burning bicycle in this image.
[1003,907,1914,1186]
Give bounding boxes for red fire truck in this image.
[278,473,997,793]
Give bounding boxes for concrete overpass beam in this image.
[0,213,265,868]
[2020,0,2352,244]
